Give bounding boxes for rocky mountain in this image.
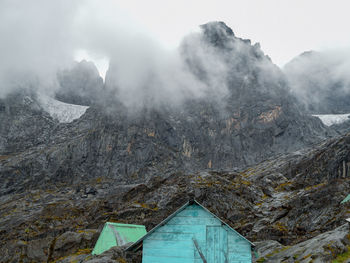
[0,22,334,194]
[0,21,348,262]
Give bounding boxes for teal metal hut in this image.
[127,200,254,263]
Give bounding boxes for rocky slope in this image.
[0,21,348,262]
[2,130,350,262]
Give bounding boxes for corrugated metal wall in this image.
[142,204,251,263]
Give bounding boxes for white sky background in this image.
[76,0,350,78]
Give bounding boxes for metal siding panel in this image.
[143,255,194,263]
[148,232,206,242]
[143,238,194,263]
[142,205,216,262]
[167,216,220,225]
[177,206,216,218]
[227,230,251,262]
[206,226,214,263]
[206,226,228,263]
[143,247,195,258]
[154,224,206,234]
[228,253,252,263]
[144,240,194,250]
[221,227,228,263]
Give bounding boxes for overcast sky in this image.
[74,0,350,77]
[2,0,350,80]
[116,0,350,64]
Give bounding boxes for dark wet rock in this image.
[257,224,350,262]
[0,90,56,154]
[254,240,283,259]
[26,236,53,262]
[55,243,141,263]
[84,243,141,263]
[52,229,98,260]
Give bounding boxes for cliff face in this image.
[0,21,346,262]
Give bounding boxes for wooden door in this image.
[206,226,228,263]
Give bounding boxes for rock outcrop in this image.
[256,224,350,262]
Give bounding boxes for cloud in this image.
[0,0,280,113]
[0,0,81,97]
[284,50,350,113]
[104,29,233,110]
[0,0,232,108]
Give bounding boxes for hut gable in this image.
[128,200,253,263]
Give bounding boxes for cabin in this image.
[127,200,254,263]
[92,222,147,255]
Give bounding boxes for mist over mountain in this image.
[1,18,350,263]
[285,50,350,114]
[0,21,333,181]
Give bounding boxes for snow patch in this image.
[38,94,89,123]
[313,114,350,126]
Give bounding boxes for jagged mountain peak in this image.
[200,21,235,47]
[198,21,264,60]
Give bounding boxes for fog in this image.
[0,0,79,97]
[0,0,248,109]
[2,0,348,113]
[0,0,229,107]
[284,50,350,113]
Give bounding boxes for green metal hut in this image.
[92,222,147,255]
[341,194,350,204]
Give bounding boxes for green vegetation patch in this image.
[332,245,350,263]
